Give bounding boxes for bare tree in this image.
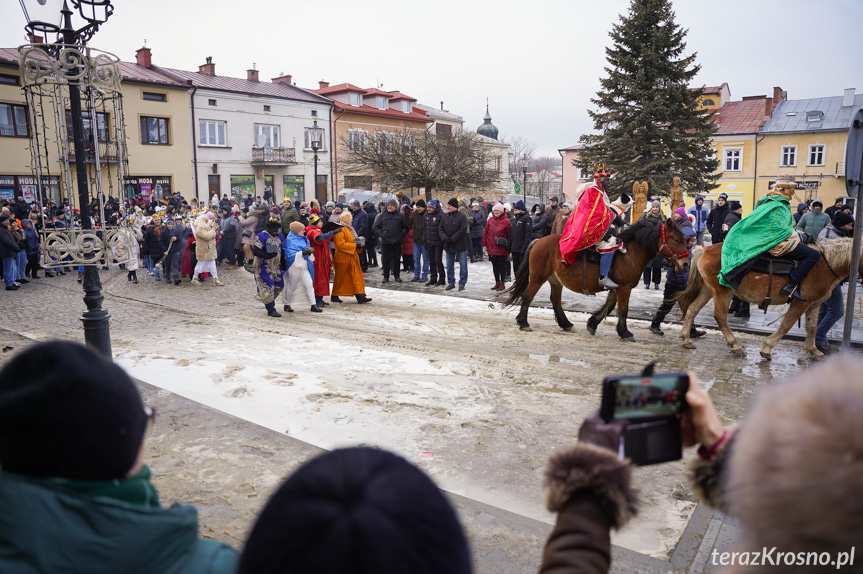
[500,135,536,181]
[339,129,498,201]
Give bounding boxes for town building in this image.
[159,54,333,205]
[756,88,862,205]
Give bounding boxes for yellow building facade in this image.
[0,46,193,208]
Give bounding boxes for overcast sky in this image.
[4,0,862,157]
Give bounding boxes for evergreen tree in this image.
[576,0,719,200]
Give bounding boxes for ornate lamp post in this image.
[20,0,115,357]
[308,119,324,203]
[522,153,528,207]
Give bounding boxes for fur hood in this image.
[719,354,863,572]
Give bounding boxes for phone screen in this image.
[611,374,686,420]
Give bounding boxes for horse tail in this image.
[671,246,704,313]
[504,238,536,307]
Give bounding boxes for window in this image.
[263,105,271,112]
[349,93,360,107]
[780,145,797,167]
[401,101,411,114]
[142,91,166,102]
[66,110,108,142]
[199,120,226,146]
[808,144,825,166]
[311,110,318,117]
[724,148,742,172]
[0,74,19,86]
[436,123,452,139]
[208,99,217,106]
[375,131,393,153]
[254,124,280,148]
[495,157,502,172]
[304,126,326,151]
[702,98,715,106]
[376,96,387,110]
[0,103,28,137]
[347,130,367,152]
[806,111,823,122]
[140,117,169,145]
[576,167,588,180]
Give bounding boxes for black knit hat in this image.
[728,200,742,211]
[0,340,148,480]
[238,447,472,574]
[447,198,459,209]
[832,211,854,228]
[415,199,426,208]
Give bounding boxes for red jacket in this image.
[483,213,512,257]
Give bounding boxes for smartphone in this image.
[600,372,689,466]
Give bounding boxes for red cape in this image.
[559,184,614,265]
[306,226,332,296]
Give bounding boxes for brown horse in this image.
[675,237,861,359]
[504,219,691,340]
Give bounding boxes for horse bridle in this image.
[658,223,690,263]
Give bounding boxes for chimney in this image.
[773,86,785,104]
[198,56,215,76]
[271,73,292,86]
[135,47,152,68]
[247,66,259,82]
[441,101,444,111]
[842,88,856,108]
[765,96,773,117]
[318,80,329,89]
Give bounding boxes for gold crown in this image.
[594,163,611,177]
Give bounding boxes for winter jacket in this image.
[0,470,238,574]
[219,216,238,240]
[439,210,469,253]
[350,207,369,241]
[373,209,408,245]
[721,212,741,242]
[468,208,486,239]
[0,226,20,258]
[141,225,163,258]
[706,203,729,241]
[423,207,443,247]
[283,232,314,278]
[194,217,217,260]
[401,225,414,255]
[253,209,268,235]
[818,223,850,242]
[239,213,259,246]
[279,207,299,236]
[410,209,426,245]
[509,212,533,253]
[482,213,512,256]
[688,198,709,232]
[159,226,184,256]
[795,209,831,238]
[545,203,561,234]
[530,203,549,239]
[22,222,39,255]
[793,202,808,224]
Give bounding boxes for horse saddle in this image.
[750,254,798,276]
[574,248,603,265]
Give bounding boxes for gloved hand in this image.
[578,409,628,453]
[798,232,811,244]
[355,236,366,248]
[302,247,314,256]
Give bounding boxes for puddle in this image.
[529,354,590,368]
[528,354,549,364]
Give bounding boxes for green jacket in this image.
[719,194,795,288]
[0,469,238,574]
[795,209,831,237]
[280,206,299,236]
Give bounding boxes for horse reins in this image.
[658,223,690,263]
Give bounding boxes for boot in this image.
[355,294,372,304]
[781,280,806,302]
[284,305,294,312]
[213,278,224,286]
[77,271,83,283]
[491,283,500,290]
[382,277,389,283]
[44,271,55,277]
[649,319,664,335]
[690,327,707,338]
[132,271,139,284]
[733,301,750,318]
[598,275,619,290]
[191,277,201,286]
[411,276,421,282]
[310,305,323,313]
[424,278,436,286]
[331,296,342,303]
[265,302,281,318]
[496,282,506,291]
[128,271,133,282]
[394,276,403,283]
[728,297,740,314]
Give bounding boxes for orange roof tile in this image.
[713,98,775,135]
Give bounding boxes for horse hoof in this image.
[519,325,532,332]
[759,350,772,360]
[730,346,744,355]
[622,336,636,342]
[562,325,574,332]
[586,326,596,336]
[682,342,696,349]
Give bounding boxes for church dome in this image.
[476,105,499,140]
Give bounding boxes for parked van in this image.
[337,188,399,206]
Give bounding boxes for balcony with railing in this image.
[251,146,296,166]
[64,140,122,163]
[835,162,845,177]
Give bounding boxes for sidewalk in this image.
[360,257,863,347]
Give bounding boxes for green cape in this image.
[719,194,795,288]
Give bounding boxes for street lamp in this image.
[309,119,324,203]
[522,153,528,207]
[20,0,115,357]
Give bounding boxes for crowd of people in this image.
[1,340,860,574]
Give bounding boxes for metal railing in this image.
[835,162,845,176]
[251,146,296,165]
[65,140,122,162]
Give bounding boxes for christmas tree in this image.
[576,0,720,200]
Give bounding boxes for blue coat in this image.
[688,198,709,232]
[283,232,314,279]
[350,208,369,240]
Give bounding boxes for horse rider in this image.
[719,181,821,301]
[558,163,631,290]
